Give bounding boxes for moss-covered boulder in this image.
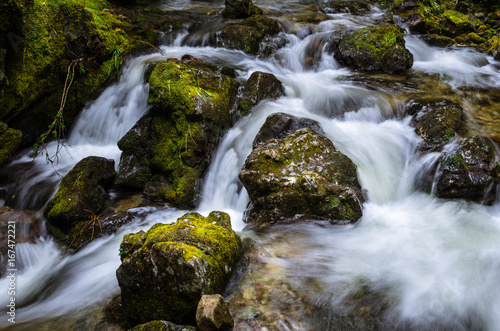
[239,128,364,228]
[43,156,115,231]
[433,136,499,204]
[410,102,466,151]
[334,23,414,73]
[222,0,263,19]
[216,15,281,55]
[237,71,284,116]
[120,59,238,208]
[0,121,21,166]
[252,112,323,149]
[116,211,242,326]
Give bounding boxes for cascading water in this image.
[2,2,500,330]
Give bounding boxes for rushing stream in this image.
[2,0,500,330]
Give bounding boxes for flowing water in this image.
[2,0,500,330]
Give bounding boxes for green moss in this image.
[0,126,22,166]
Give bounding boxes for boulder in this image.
[216,15,281,55]
[252,112,323,149]
[410,102,466,151]
[239,128,364,228]
[116,59,239,209]
[116,211,242,325]
[0,121,21,166]
[334,23,413,73]
[433,136,499,204]
[237,71,284,116]
[222,0,263,19]
[196,294,234,331]
[43,156,115,231]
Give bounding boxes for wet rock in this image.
[239,128,364,228]
[282,11,332,24]
[118,59,238,208]
[129,320,197,331]
[420,34,454,47]
[222,0,263,19]
[217,15,281,55]
[433,136,499,204]
[410,102,466,151]
[196,294,234,331]
[334,23,413,73]
[237,71,284,116]
[321,1,370,14]
[252,112,323,149]
[0,122,22,166]
[440,10,478,38]
[43,156,115,231]
[116,211,242,325]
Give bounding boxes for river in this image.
[1,0,500,330]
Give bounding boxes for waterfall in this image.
[2,3,500,330]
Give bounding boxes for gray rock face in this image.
[237,72,285,116]
[239,128,364,228]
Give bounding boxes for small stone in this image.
[196,294,234,331]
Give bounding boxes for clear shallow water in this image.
[2,3,500,330]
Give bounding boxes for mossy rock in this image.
[43,156,115,231]
[132,59,238,208]
[217,15,281,55]
[237,71,284,116]
[0,122,21,166]
[334,23,414,73]
[129,320,197,331]
[440,10,478,37]
[239,128,364,228]
[434,136,499,204]
[410,101,466,151]
[116,211,242,326]
[222,0,263,19]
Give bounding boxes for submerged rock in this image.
[433,136,499,204]
[43,156,115,231]
[334,23,413,73]
[196,294,234,331]
[239,128,364,228]
[237,71,285,116]
[116,211,241,325]
[129,320,197,331]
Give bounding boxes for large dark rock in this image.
[433,136,499,204]
[216,15,281,55]
[410,102,466,151]
[239,128,364,228]
[116,211,241,325]
[43,156,115,231]
[252,112,323,149]
[222,0,263,19]
[334,23,413,73]
[116,59,239,209]
[237,72,285,116]
[0,121,21,166]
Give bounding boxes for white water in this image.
[2,5,500,330]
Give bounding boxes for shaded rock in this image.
[283,11,332,24]
[237,72,284,116]
[433,136,499,204]
[43,156,115,231]
[196,294,234,331]
[239,128,364,228]
[217,15,281,55]
[420,34,454,47]
[252,112,323,149]
[118,59,238,209]
[410,102,466,151]
[321,1,371,15]
[129,320,197,331]
[222,0,263,19]
[0,121,22,166]
[334,23,413,73]
[116,211,242,325]
[440,10,478,38]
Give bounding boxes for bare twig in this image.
[138,40,165,56]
